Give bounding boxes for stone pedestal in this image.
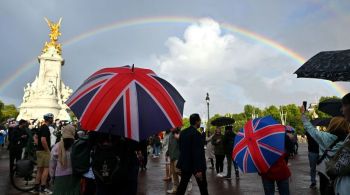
[17,46,72,121]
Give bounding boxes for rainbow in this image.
[0,16,348,96]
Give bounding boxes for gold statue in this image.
[42,17,62,55]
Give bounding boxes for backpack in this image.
[91,137,128,184]
[71,136,92,176]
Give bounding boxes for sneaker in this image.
[217,173,224,177]
[167,189,177,194]
[30,189,40,194]
[223,176,232,180]
[40,188,53,195]
[309,183,317,189]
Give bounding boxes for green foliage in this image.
[1,104,18,122]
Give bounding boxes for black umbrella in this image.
[318,98,343,117]
[310,118,331,127]
[294,49,350,81]
[211,117,235,127]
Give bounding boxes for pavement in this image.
[2,144,320,195]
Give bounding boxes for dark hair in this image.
[342,93,350,105]
[225,126,233,131]
[190,113,201,126]
[18,119,27,126]
[63,138,75,150]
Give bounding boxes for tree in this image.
[1,104,18,121]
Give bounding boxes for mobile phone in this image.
[303,101,307,111]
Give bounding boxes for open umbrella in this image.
[294,49,350,81]
[285,125,295,133]
[211,117,235,126]
[66,65,185,141]
[232,116,285,173]
[318,98,342,117]
[311,118,331,127]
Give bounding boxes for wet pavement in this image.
[2,144,320,195]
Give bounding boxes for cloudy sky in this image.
[1,0,350,117]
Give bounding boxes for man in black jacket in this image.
[176,114,208,195]
[9,119,28,174]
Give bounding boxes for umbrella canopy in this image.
[285,125,295,133]
[294,49,350,81]
[311,118,331,127]
[211,117,235,126]
[318,98,343,117]
[232,116,285,174]
[66,65,185,141]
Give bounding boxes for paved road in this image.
[3,144,320,195]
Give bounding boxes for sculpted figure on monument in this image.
[23,83,31,103]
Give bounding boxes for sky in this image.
[1,0,350,118]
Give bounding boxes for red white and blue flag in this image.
[232,116,286,173]
[66,65,185,141]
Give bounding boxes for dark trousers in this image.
[215,154,225,173]
[225,154,239,177]
[9,148,22,174]
[319,173,334,195]
[176,171,208,195]
[261,178,290,195]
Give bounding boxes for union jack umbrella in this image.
[232,116,286,173]
[66,65,185,141]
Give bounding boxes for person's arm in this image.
[301,114,337,149]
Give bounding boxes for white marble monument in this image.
[17,18,73,121]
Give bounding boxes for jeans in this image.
[261,178,290,195]
[154,145,160,156]
[176,171,208,195]
[308,152,318,184]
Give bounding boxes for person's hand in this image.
[195,171,203,181]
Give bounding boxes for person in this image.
[176,113,208,195]
[211,127,225,176]
[305,131,319,189]
[260,153,291,195]
[49,125,80,195]
[199,127,206,147]
[32,113,54,194]
[139,139,149,171]
[205,132,215,169]
[167,128,181,194]
[332,93,350,194]
[92,133,139,195]
[0,127,7,148]
[284,131,294,164]
[301,107,349,195]
[9,119,28,173]
[222,125,239,180]
[153,134,161,157]
[163,130,171,181]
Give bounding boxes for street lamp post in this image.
[205,93,210,132]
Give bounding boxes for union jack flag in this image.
[232,116,286,173]
[66,66,185,141]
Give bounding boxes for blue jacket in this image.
[177,126,206,173]
[302,115,350,195]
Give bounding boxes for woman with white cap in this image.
[49,125,79,195]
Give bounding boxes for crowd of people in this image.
[1,94,350,195]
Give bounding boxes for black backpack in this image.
[91,137,128,184]
[71,136,92,176]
